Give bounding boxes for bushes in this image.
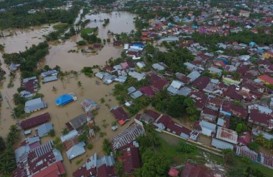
[81,67,93,77]
[176,141,196,154]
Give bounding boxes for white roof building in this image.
[24,98,47,113]
[60,130,78,143]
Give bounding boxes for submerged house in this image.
[55,94,77,106]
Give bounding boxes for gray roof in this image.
[200,120,216,130]
[95,72,105,79]
[167,85,178,95]
[128,86,137,94]
[43,75,58,83]
[81,99,99,112]
[15,145,30,163]
[66,142,86,160]
[97,154,115,167]
[187,71,200,82]
[177,87,191,96]
[130,91,143,99]
[152,63,165,71]
[211,138,234,150]
[53,148,63,161]
[41,70,58,78]
[69,114,87,130]
[22,76,37,83]
[37,122,53,137]
[61,130,78,142]
[24,98,47,113]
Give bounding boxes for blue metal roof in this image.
[55,94,74,106]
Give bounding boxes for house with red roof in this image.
[168,167,179,177]
[20,112,51,130]
[32,161,65,177]
[139,86,155,97]
[180,162,214,177]
[148,73,169,92]
[110,106,129,125]
[119,144,141,174]
[259,74,273,85]
[154,115,193,140]
[248,109,273,130]
[220,101,248,119]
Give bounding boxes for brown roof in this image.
[192,76,210,90]
[20,113,50,130]
[111,107,129,125]
[120,146,141,174]
[181,162,214,177]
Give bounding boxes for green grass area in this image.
[81,27,97,36]
[229,156,273,177]
[53,23,69,31]
[158,135,223,165]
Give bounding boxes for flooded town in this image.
[0,0,273,177]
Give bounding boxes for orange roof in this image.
[118,120,126,125]
[32,161,65,177]
[259,75,273,85]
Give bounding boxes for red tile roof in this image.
[249,109,273,128]
[169,168,179,177]
[97,164,116,177]
[259,74,273,85]
[20,112,50,130]
[224,85,243,100]
[181,162,213,177]
[111,107,129,125]
[192,76,210,90]
[32,161,65,177]
[149,73,168,91]
[222,101,248,119]
[120,146,141,174]
[139,86,155,97]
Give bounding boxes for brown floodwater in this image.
[0,25,54,53]
[0,11,137,176]
[46,40,123,71]
[84,11,136,39]
[37,75,134,176]
[46,11,136,71]
[0,26,55,137]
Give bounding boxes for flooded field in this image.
[46,40,122,71]
[0,25,54,53]
[46,11,136,71]
[85,11,136,39]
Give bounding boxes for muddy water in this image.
[0,54,21,138]
[0,11,136,176]
[46,11,136,71]
[0,25,54,53]
[37,75,134,176]
[84,11,136,39]
[46,40,122,71]
[0,26,54,137]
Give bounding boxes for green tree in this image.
[223,149,234,165]
[0,137,6,153]
[0,146,16,175]
[135,149,170,177]
[103,139,112,155]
